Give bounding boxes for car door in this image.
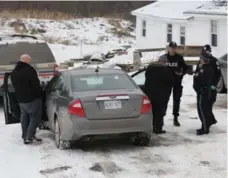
[46,74,64,131]
[219,54,227,87]
[130,68,146,93]
[3,73,21,124]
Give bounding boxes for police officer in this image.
[144,55,173,134]
[195,44,221,127]
[163,41,188,127]
[193,52,214,135]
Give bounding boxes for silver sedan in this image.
[44,68,152,149]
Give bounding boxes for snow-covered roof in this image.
[184,0,227,16]
[131,1,203,20]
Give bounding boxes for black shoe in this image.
[33,136,42,142]
[155,130,166,134]
[196,128,203,132]
[196,129,209,135]
[209,119,217,127]
[24,139,33,144]
[174,119,180,127]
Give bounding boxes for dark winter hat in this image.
[168,41,177,48]
[158,54,167,63]
[202,44,212,52]
[200,51,211,62]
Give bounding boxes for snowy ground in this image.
[0,75,227,178]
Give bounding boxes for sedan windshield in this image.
[71,73,137,91]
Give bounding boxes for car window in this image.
[132,71,145,85]
[220,54,227,61]
[52,75,64,91]
[71,73,137,91]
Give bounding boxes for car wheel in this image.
[54,118,71,150]
[131,134,150,146]
[217,75,226,93]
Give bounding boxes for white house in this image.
[131,0,227,57]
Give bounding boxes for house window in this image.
[211,20,218,47]
[180,26,186,45]
[167,24,172,42]
[142,20,146,37]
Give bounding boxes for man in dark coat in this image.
[163,41,188,127]
[11,54,43,144]
[193,52,214,135]
[195,44,221,127]
[145,55,174,134]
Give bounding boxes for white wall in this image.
[135,16,166,49]
[186,17,227,57]
[135,15,227,57]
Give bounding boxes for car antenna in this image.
[95,65,99,74]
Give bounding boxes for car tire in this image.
[217,75,226,93]
[54,118,71,150]
[131,134,150,146]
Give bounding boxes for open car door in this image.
[3,72,20,124]
[130,68,146,93]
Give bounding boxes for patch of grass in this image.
[0,10,75,20]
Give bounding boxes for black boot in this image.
[24,139,33,144]
[155,130,166,134]
[196,129,209,135]
[173,116,180,127]
[196,125,203,132]
[155,127,166,134]
[33,136,42,142]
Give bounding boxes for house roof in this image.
[131,0,227,19]
[131,1,203,20]
[184,0,227,16]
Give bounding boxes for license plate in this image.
[104,100,122,109]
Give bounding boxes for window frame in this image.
[180,26,186,45]
[167,24,172,43]
[142,20,146,37]
[211,20,218,47]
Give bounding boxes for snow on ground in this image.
[1,18,135,46]
[0,75,227,178]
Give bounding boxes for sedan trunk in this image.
[74,89,143,120]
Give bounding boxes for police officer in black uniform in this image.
[145,55,173,134]
[163,41,188,127]
[195,44,221,127]
[193,52,214,135]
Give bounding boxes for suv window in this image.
[0,42,55,65]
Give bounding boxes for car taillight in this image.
[68,99,86,117]
[54,64,59,75]
[141,95,152,114]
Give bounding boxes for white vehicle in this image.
[0,34,63,95]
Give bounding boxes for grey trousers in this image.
[19,98,42,140]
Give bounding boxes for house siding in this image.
[135,16,227,57]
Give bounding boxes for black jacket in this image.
[195,54,221,87]
[164,53,188,77]
[11,61,42,103]
[193,64,213,94]
[145,64,174,101]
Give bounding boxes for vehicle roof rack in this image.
[10,34,38,40]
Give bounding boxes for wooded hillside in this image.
[0,1,152,19]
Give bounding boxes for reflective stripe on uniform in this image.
[199,94,207,132]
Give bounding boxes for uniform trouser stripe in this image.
[199,94,207,132]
